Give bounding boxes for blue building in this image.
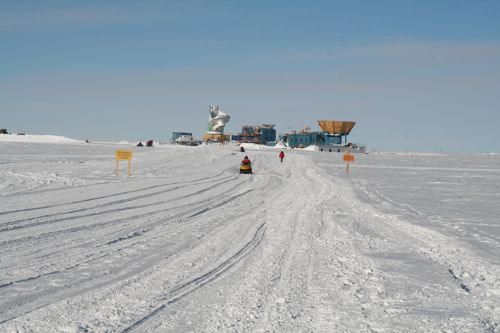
[287,132,342,148]
[231,134,241,142]
[259,125,277,144]
[238,124,276,145]
[286,120,356,148]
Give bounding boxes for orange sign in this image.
[343,153,355,162]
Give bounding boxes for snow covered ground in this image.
[1,138,499,332]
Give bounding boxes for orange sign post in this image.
[115,150,133,176]
[343,152,355,174]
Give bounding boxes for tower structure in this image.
[203,105,231,142]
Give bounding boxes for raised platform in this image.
[203,132,230,142]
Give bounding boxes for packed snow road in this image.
[0,142,499,332]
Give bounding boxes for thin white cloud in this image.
[0,5,128,31]
[0,1,285,33]
[0,1,198,32]
[256,40,500,66]
[334,41,500,62]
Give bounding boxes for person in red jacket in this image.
[241,156,251,165]
[279,151,285,162]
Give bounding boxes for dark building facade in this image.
[238,124,276,145]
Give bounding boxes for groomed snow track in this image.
[0,143,499,332]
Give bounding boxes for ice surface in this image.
[1,141,499,332]
[0,134,83,144]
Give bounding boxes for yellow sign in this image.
[115,150,133,160]
[115,150,132,176]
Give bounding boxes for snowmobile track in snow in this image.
[122,222,266,332]
[2,144,498,332]
[0,188,253,255]
[0,173,237,229]
[0,188,255,281]
[0,174,241,234]
[0,170,233,217]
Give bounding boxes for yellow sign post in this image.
[115,150,133,176]
[343,152,355,174]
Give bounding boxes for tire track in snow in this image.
[0,167,252,257]
[0,188,254,275]
[0,189,257,324]
[0,169,233,217]
[353,180,500,292]
[251,161,331,332]
[178,154,328,332]
[0,148,288,331]
[0,173,239,233]
[121,223,266,333]
[115,162,289,332]
[0,184,249,253]
[321,165,500,329]
[0,172,236,230]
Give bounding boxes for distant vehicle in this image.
[146,140,153,147]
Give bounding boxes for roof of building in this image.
[317,120,356,135]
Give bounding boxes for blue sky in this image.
[1,0,499,152]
